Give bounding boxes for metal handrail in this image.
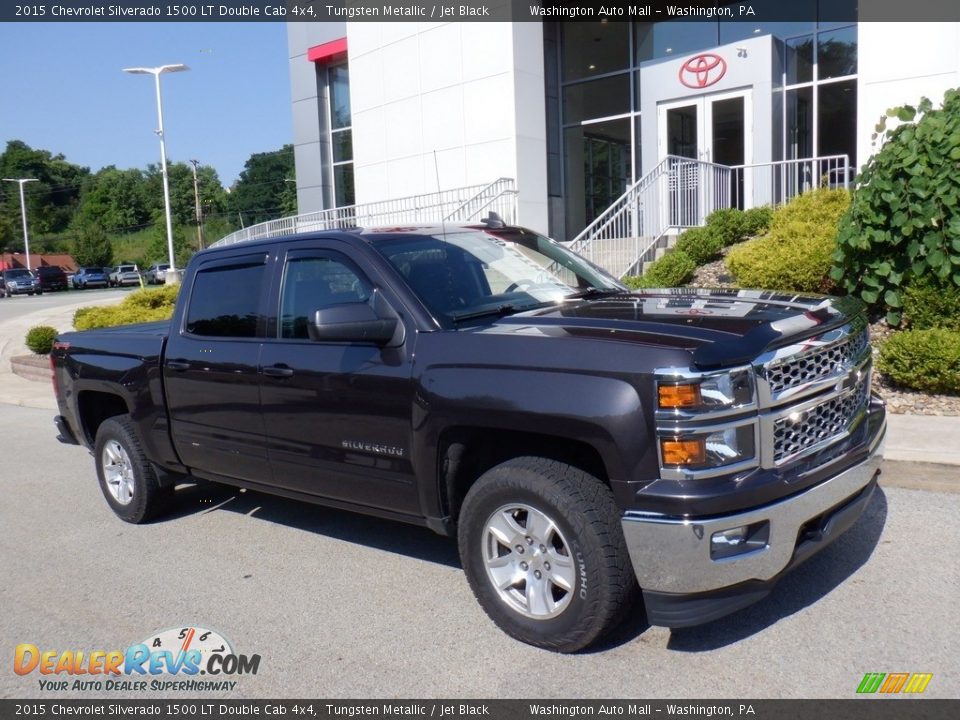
[568,155,732,277]
[444,177,515,221]
[212,178,518,247]
[567,154,850,278]
[729,155,850,209]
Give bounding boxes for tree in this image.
[74,166,151,234]
[0,140,89,247]
[143,161,229,228]
[145,217,193,268]
[71,221,113,268]
[228,145,295,225]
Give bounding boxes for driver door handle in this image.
[261,365,294,378]
[166,360,190,372]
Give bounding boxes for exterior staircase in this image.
[568,154,852,280]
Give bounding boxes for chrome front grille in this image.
[772,377,870,463]
[765,326,869,396]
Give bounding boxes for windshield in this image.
[5,270,31,279]
[371,229,625,323]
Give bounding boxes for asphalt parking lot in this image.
[0,403,957,700]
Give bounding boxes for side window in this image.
[280,255,372,339]
[185,262,265,338]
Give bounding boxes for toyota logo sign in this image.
[679,53,727,89]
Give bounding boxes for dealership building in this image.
[280,4,960,271]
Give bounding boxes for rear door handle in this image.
[166,360,190,372]
[261,365,294,378]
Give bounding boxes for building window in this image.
[782,23,858,169]
[328,63,354,207]
[552,6,858,239]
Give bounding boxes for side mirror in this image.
[308,289,405,346]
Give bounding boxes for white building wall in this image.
[857,22,960,170]
[347,22,548,230]
[287,21,346,213]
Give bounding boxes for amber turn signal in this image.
[660,438,707,466]
[658,383,701,409]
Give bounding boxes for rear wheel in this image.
[94,415,173,523]
[458,457,637,652]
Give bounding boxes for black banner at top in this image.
[2,0,960,23]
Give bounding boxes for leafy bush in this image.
[624,251,697,289]
[726,188,850,292]
[74,286,179,331]
[741,206,774,237]
[877,329,960,394]
[674,227,726,265]
[902,277,960,331]
[25,325,58,355]
[833,89,960,324]
[703,208,746,245]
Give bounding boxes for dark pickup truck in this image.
[51,222,886,652]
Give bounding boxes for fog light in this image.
[710,521,769,560]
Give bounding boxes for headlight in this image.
[657,368,755,413]
[659,424,756,470]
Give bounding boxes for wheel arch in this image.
[437,426,610,528]
[77,390,130,445]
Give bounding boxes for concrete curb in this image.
[10,354,48,382]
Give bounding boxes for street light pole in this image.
[2,178,39,271]
[123,64,189,284]
[188,159,205,250]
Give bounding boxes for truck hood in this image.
[483,288,865,369]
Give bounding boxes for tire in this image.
[94,415,173,524]
[458,457,637,653]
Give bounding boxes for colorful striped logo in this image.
[857,672,933,694]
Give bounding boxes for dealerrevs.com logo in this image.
[14,626,260,692]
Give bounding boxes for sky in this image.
[0,22,292,186]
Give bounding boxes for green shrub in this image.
[674,227,726,265]
[726,188,850,292]
[704,208,746,246]
[73,286,178,331]
[624,250,697,289]
[726,236,835,292]
[833,89,960,324]
[902,277,960,330]
[877,329,960,394]
[741,206,774,237]
[25,325,58,355]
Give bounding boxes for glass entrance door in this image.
[658,91,751,220]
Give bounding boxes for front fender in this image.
[412,366,656,519]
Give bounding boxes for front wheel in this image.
[458,457,637,652]
[94,415,173,523]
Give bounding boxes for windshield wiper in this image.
[450,302,554,323]
[564,287,629,300]
[450,304,520,323]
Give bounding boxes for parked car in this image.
[110,264,141,288]
[51,222,886,652]
[71,267,109,290]
[145,263,170,285]
[1,268,42,297]
[35,266,68,292]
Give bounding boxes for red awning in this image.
[307,38,347,63]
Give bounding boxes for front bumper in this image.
[7,284,40,294]
[622,411,886,627]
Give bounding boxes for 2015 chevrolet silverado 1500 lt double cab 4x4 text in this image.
[51,221,886,652]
